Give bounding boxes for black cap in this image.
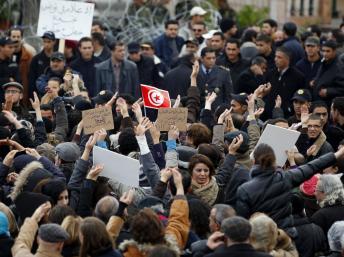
[291,89,311,102]
[2,82,24,92]
[185,38,199,46]
[305,36,320,46]
[231,93,248,106]
[323,40,337,50]
[0,37,14,46]
[42,31,56,40]
[92,90,114,105]
[127,42,141,54]
[51,52,65,61]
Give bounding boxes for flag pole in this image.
[143,106,147,117]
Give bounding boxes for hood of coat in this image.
[119,235,179,256]
[10,161,52,201]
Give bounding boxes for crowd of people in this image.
[0,3,344,257]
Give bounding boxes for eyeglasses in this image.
[5,90,20,94]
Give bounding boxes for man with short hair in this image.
[9,26,36,104]
[219,18,238,40]
[235,56,267,94]
[154,20,185,68]
[91,32,111,62]
[140,42,169,77]
[127,41,161,87]
[0,36,19,101]
[95,42,140,98]
[192,21,207,45]
[91,20,116,48]
[211,32,225,57]
[296,114,334,161]
[314,40,344,105]
[296,36,321,89]
[28,31,56,98]
[256,34,275,70]
[216,38,250,89]
[261,18,278,36]
[264,46,305,119]
[282,22,305,65]
[205,216,271,257]
[197,47,233,109]
[70,37,101,97]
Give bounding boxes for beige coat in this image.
[11,218,63,257]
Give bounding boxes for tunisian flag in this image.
[141,84,171,109]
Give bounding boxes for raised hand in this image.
[87,164,104,181]
[173,95,181,108]
[168,125,179,140]
[32,202,52,223]
[30,92,41,110]
[135,117,152,136]
[120,189,135,205]
[228,134,244,155]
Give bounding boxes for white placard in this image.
[93,146,139,187]
[37,0,95,41]
[254,124,301,167]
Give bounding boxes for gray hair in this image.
[317,174,344,208]
[328,221,344,251]
[94,196,119,223]
[213,204,236,225]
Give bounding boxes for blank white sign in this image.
[254,124,301,167]
[93,146,139,187]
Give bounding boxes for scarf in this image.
[191,177,219,206]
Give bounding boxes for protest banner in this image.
[37,0,94,41]
[93,146,139,187]
[82,107,114,135]
[253,124,301,167]
[155,108,188,131]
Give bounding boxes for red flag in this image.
[141,84,171,109]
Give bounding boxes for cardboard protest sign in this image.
[155,108,188,131]
[82,107,114,135]
[93,146,139,187]
[37,0,94,41]
[254,124,301,167]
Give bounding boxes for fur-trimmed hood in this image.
[10,161,52,201]
[118,235,179,257]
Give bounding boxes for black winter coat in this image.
[162,57,193,99]
[263,67,305,120]
[236,153,337,233]
[204,243,272,257]
[130,55,162,88]
[70,56,101,97]
[314,56,344,105]
[216,55,250,89]
[0,234,14,257]
[310,204,344,235]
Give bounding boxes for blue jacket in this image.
[282,36,305,66]
[95,59,140,99]
[154,34,184,68]
[295,57,321,88]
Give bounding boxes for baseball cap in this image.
[42,31,55,40]
[92,90,114,105]
[190,6,207,16]
[202,30,220,39]
[0,37,14,46]
[305,36,320,46]
[51,52,65,61]
[231,93,248,106]
[2,82,24,92]
[185,38,199,46]
[127,42,141,54]
[291,89,311,102]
